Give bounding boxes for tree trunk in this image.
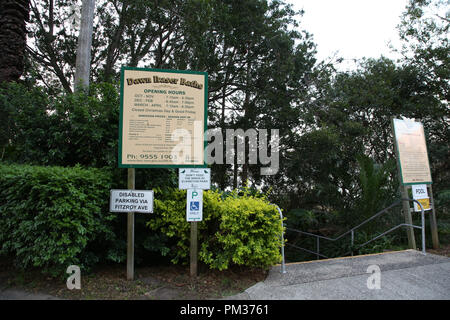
[241,56,251,186]
[233,142,238,189]
[0,0,30,83]
[74,0,95,92]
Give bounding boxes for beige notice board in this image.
[119,67,207,168]
[392,118,432,185]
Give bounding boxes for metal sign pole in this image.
[127,168,135,280]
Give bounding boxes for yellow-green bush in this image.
[147,188,283,270]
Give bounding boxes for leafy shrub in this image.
[0,82,50,162]
[436,189,450,216]
[0,164,116,277]
[351,231,399,255]
[147,188,283,270]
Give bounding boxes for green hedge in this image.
[0,164,285,276]
[148,188,284,270]
[0,164,116,277]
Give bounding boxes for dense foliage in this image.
[0,164,115,277]
[0,81,118,167]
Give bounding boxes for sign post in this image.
[179,169,210,278]
[428,184,440,249]
[119,67,208,280]
[190,220,198,279]
[186,189,203,278]
[392,118,439,249]
[127,168,135,281]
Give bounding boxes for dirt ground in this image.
[428,243,450,257]
[0,259,268,300]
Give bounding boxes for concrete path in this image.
[0,289,61,300]
[227,250,450,300]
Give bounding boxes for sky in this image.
[288,0,410,70]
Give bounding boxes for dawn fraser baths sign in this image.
[119,67,207,168]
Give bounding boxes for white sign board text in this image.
[110,189,154,213]
[179,168,211,190]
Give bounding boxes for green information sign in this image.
[119,67,208,168]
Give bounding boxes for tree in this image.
[0,0,30,83]
[398,0,449,103]
[355,154,396,222]
[25,0,193,91]
[27,0,78,92]
[397,0,450,191]
[272,55,448,220]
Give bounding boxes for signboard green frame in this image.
[119,66,208,168]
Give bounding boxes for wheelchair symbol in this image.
[190,201,200,211]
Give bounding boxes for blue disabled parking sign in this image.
[187,189,203,221]
[190,202,200,211]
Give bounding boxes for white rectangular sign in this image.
[110,189,154,213]
[186,189,203,222]
[179,168,211,190]
[411,184,431,212]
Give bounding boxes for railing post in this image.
[280,224,286,274]
[408,199,426,256]
[272,204,286,274]
[422,209,426,255]
[351,230,354,257]
[316,237,320,260]
[418,201,426,256]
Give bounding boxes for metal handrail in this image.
[284,198,426,261]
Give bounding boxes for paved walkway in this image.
[0,289,61,300]
[226,250,450,300]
